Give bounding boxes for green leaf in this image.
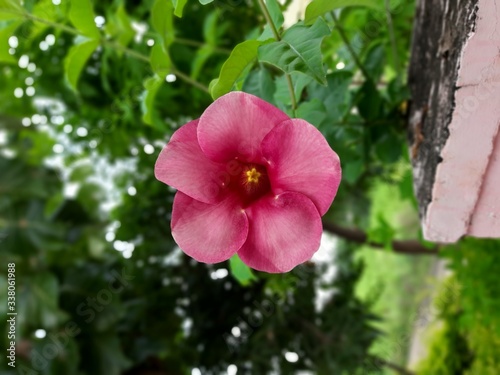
[297,99,327,127]
[265,0,284,30]
[374,132,402,163]
[171,0,188,17]
[356,79,383,121]
[257,24,274,41]
[141,75,163,126]
[91,334,132,375]
[191,44,214,80]
[273,71,312,106]
[398,169,415,203]
[305,0,379,25]
[0,20,21,63]
[30,0,58,39]
[105,5,134,49]
[31,272,68,328]
[210,39,263,100]
[258,19,330,84]
[203,11,218,45]
[150,43,171,79]
[229,255,256,286]
[64,39,99,91]
[368,214,395,249]
[151,0,175,49]
[343,159,364,185]
[69,0,99,38]
[0,0,24,21]
[308,71,353,122]
[242,67,276,104]
[69,164,93,182]
[363,42,385,81]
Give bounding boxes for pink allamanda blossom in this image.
[155,92,341,273]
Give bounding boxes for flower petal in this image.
[262,118,341,216]
[155,119,227,204]
[237,192,322,273]
[197,92,290,163]
[171,192,249,264]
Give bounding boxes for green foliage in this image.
[171,0,188,17]
[305,0,379,25]
[229,254,256,286]
[64,39,100,90]
[152,0,175,49]
[150,0,174,78]
[242,66,276,103]
[417,240,500,374]
[0,0,25,20]
[210,40,264,99]
[265,0,284,30]
[416,277,482,375]
[150,42,171,78]
[258,18,331,84]
[30,0,67,39]
[446,239,500,336]
[105,5,134,49]
[68,0,99,38]
[0,20,21,62]
[141,75,164,126]
[273,71,312,107]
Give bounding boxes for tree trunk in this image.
[409,0,500,242]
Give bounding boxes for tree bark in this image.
[407,0,478,220]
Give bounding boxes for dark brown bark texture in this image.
[407,0,478,219]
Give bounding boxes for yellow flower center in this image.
[245,167,261,184]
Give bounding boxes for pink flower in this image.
[155,92,341,273]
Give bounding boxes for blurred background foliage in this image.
[0,0,499,374]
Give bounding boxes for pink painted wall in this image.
[423,0,500,242]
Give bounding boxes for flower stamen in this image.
[245,167,261,184]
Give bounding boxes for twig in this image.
[330,12,370,80]
[322,221,439,255]
[384,0,402,82]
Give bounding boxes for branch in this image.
[322,221,438,255]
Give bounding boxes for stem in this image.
[257,0,280,40]
[322,221,439,255]
[171,68,210,93]
[25,13,79,36]
[331,12,370,80]
[256,0,297,116]
[384,0,402,82]
[285,74,297,114]
[22,13,210,94]
[105,41,149,62]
